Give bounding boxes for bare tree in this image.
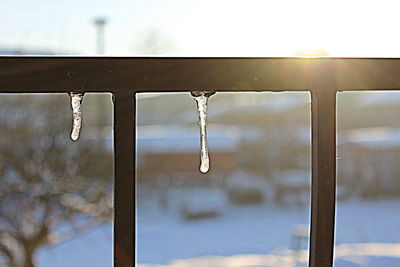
[0,95,113,267]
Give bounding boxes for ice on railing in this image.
[191,91,215,173]
[69,92,84,141]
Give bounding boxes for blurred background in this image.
[1,0,400,57]
[137,92,312,267]
[2,0,400,267]
[137,91,400,267]
[0,94,113,267]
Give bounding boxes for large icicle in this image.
[69,92,84,141]
[191,91,215,173]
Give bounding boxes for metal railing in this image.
[2,57,400,267]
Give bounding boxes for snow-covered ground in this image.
[137,243,400,267]
[137,201,309,264]
[35,198,400,267]
[37,224,112,267]
[137,197,400,267]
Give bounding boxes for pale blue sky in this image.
[1,0,400,56]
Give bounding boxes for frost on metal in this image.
[191,91,215,173]
[69,92,84,141]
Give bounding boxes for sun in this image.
[293,48,331,57]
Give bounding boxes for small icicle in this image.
[69,92,84,141]
[191,91,215,173]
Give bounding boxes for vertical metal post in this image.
[309,89,336,267]
[114,90,135,267]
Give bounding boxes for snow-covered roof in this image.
[359,91,400,107]
[176,92,310,123]
[137,125,239,153]
[339,127,400,149]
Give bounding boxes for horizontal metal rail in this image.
[0,57,399,267]
[1,57,400,93]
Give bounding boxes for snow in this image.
[137,197,400,267]
[137,199,310,265]
[335,199,400,244]
[175,92,310,124]
[176,188,227,214]
[358,91,400,107]
[136,245,400,267]
[37,224,112,267]
[35,198,400,267]
[138,136,236,153]
[137,125,239,153]
[340,127,400,149]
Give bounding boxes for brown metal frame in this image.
[1,57,400,267]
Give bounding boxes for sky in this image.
[1,0,400,56]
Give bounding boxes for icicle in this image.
[191,91,215,173]
[69,92,84,141]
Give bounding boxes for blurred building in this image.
[137,125,238,184]
[137,91,400,208]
